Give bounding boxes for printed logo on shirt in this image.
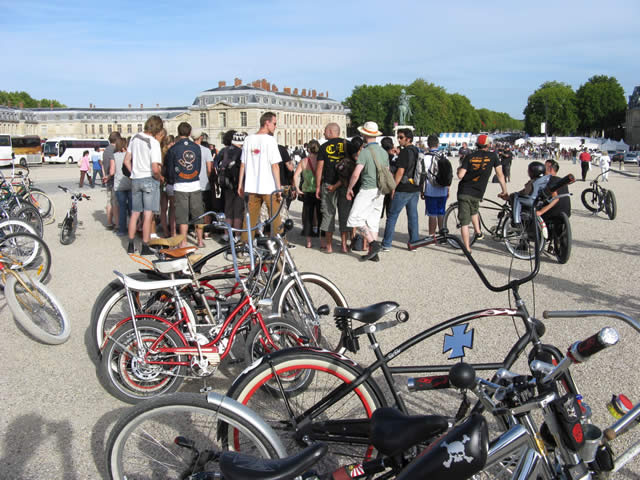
[252,148,261,155]
[176,150,199,179]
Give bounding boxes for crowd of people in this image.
[91,113,576,261]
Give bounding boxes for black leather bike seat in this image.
[334,301,399,324]
[370,407,450,456]
[219,442,326,480]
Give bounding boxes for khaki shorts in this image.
[106,187,116,207]
[174,190,205,225]
[457,194,480,226]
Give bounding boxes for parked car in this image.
[624,151,638,163]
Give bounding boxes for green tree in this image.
[0,90,65,108]
[523,81,578,136]
[576,75,626,138]
[449,94,482,132]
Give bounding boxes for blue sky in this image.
[1,0,638,119]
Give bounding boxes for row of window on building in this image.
[82,123,144,135]
[198,111,324,129]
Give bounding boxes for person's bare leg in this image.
[178,224,189,248]
[471,213,481,236]
[428,216,438,236]
[341,231,349,253]
[169,198,176,237]
[142,211,154,244]
[324,231,333,252]
[196,226,204,248]
[128,211,141,240]
[437,215,444,231]
[461,225,471,253]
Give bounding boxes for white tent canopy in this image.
[519,136,629,151]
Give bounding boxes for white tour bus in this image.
[0,134,12,167]
[43,138,108,164]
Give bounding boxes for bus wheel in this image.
[19,158,27,167]
[67,157,74,164]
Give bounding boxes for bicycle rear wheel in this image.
[12,204,43,237]
[552,213,572,264]
[0,218,37,237]
[443,202,478,249]
[0,231,51,281]
[226,348,386,474]
[4,275,70,344]
[245,315,308,366]
[27,191,55,223]
[272,273,348,352]
[604,190,617,220]
[502,212,544,260]
[107,393,284,480]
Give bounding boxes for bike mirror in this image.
[317,304,330,316]
[284,219,294,232]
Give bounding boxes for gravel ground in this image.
[1,158,639,479]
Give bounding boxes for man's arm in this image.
[346,164,364,201]
[151,162,163,182]
[457,167,467,179]
[237,163,245,197]
[537,192,558,216]
[315,160,324,199]
[495,165,509,199]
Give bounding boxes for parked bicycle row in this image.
[90,181,640,478]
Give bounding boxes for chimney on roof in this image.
[326,91,329,98]
[312,90,317,99]
[128,104,132,108]
[252,80,260,88]
[234,77,242,86]
[261,79,268,90]
[301,89,307,97]
[293,88,299,96]
[141,104,143,109]
[318,93,324,98]
[218,80,226,87]
[271,84,278,92]
[284,87,291,94]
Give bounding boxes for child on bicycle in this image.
[508,161,550,227]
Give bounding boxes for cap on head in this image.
[357,121,383,137]
[476,134,491,147]
[232,132,246,146]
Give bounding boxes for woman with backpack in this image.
[293,139,322,248]
[216,130,246,242]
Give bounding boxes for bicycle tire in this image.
[13,204,43,237]
[244,314,308,366]
[553,213,572,264]
[443,202,478,249]
[272,272,348,353]
[502,212,544,260]
[604,190,617,220]
[90,272,175,358]
[4,275,70,344]
[0,218,37,237]
[226,348,387,473]
[0,231,51,281]
[580,188,599,212]
[107,392,284,480]
[98,317,188,404]
[25,190,53,219]
[59,217,74,245]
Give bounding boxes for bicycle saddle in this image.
[219,442,327,480]
[160,246,198,258]
[149,234,185,248]
[370,408,450,456]
[334,301,399,324]
[396,414,488,480]
[152,257,189,274]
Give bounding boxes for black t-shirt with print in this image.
[395,144,420,193]
[457,149,500,199]
[318,137,347,185]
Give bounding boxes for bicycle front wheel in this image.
[12,204,43,237]
[272,272,348,352]
[25,190,54,220]
[553,213,572,264]
[0,231,51,281]
[107,392,284,480]
[227,348,386,474]
[502,212,544,260]
[604,190,617,220]
[443,202,478,249]
[580,188,599,212]
[4,275,70,344]
[59,217,74,245]
[245,314,308,366]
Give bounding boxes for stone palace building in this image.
[0,78,349,147]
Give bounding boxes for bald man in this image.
[315,123,351,253]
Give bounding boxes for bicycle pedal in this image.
[199,386,213,393]
[78,221,84,226]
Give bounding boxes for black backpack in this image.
[217,146,242,190]
[427,152,453,187]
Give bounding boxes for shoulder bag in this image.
[371,148,396,195]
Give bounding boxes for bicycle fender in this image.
[99,314,188,351]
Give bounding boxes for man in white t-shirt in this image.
[123,115,164,254]
[193,132,214,235]
[237,111,282,241]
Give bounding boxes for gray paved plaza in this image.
[1,158,640,478]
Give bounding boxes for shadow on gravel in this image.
[91,406,130,480]
[571,238,640,257]
[1,414,78,479]
[448,258,640,319]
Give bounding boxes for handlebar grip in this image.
[568,327,619,363]
[407,375,450,391]
[543,174,575,196]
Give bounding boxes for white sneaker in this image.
[150,233,159,239]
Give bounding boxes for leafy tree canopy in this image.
[523,81,578,136]
[0,90,66,108]
[575,75,626,137]
[344,78,522,136]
